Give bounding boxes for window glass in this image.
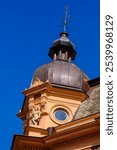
[54,109,68,121]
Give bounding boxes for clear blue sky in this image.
[0,0,99,149]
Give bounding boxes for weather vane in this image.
[63,6,71,32]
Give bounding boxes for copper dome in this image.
[32,60,89,92]
[31,32,89,92]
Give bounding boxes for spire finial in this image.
[63,6,71,32]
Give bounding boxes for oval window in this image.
[54,109,68,121]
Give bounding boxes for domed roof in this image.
[31,32,90,92]
[32,60,89,92]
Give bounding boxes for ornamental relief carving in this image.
[30,77,44,88]
[29,104,41,125]
[24,98,47,127]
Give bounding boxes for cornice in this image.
[55,113,100,132]
[22,82,50,96]
[23,81,88,100]
[11,130,100,150]
[50,131,100,149]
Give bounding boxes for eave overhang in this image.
[11,113,100,150]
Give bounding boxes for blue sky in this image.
[0,0,99,149]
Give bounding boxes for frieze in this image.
[51,131,100,149]
[23,145,44,150]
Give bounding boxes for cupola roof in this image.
[48,32,77,61]
[32,60,89,92]
[31,32,90,92]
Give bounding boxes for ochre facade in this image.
[11,32,100,150]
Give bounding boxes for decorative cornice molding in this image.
[50,131,100,149]
[23,145,45,150]
[21,131,100,149]
[12,128,100,150]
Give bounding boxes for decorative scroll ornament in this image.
[31,77,44,88]
[23,94,47,128]
[27,99,46,126]
[29,105,42,125]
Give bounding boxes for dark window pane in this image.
[54,109,68,121]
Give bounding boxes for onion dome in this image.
[31,32,89,92]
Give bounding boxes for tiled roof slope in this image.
[74,85,100,120]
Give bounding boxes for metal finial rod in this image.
[63,6,71,32]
